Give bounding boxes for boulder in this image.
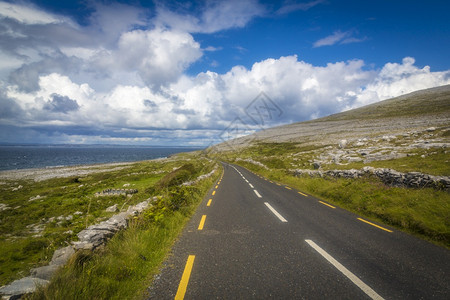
[50,246,75,266]
[30,265,60,280]
[0,277,49,299]
[105,204,118,212]
[338,139,347,149]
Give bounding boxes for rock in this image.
[74,211,83,215]
[338,139,347,149]
[30,265,60,280]
[50,246,75,266]
[382,135,396,141]
[12,185,23,191]
[123,183,130,187]
[0,203,10,211]
[312,162,321,169]
[426,127,436,132]
[0,277,49,299]
[105,204,118,212]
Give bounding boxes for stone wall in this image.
[290,167,450,191]
[0,198,155,299]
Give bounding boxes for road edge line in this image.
[175,255,196,300]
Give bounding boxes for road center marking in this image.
[207,199,212,206]
[198,215,207,230]
[215,185,218,189]
[212,190,216,196]
[319,201,336,209]
[357,218,393,232]
[305,239,384,300]
[249,183,254,188]
[264,202,288,222]
[175,255,195,300]
[254,189,262,198]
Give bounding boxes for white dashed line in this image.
[249,183,254,188]
[264,202,287,222]
[305,239,384,300]
[253,190,262,198]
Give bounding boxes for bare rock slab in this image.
[50,246,75,266]
[30,265,60,281]
[0,277,49,299]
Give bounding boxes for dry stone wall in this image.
[290,167,450,191]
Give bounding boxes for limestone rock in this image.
[338,139,347,149]
[105,204,118,212]
[50,246,75,266]
[30,265,60,280]
[0,277,49,299]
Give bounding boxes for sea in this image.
[0,145,203,171]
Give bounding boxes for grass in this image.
[0,155,212,286]
[29,158,219,299]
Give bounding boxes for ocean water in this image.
[0,145,202,171]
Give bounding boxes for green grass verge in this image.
[231,161,450,248]
[0,155,214,286]
[28,159,220,299]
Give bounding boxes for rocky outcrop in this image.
[95,188,138,197]
[235,158,269,170]
[290,167,450,191]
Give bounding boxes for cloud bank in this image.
[0,1,449,146]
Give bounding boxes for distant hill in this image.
[213,84,450,150]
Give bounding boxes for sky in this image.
[0,0,449,147]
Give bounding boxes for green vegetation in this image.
[30,161,218,299]
[0,155,216,287]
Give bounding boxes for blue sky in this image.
[0,0,449,146]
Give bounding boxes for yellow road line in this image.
[207,199,212,206]
[358,218,393,233]
[215,185,219,188]
[319,201,335,209]
[298,191,308,197]
[175,255,196,300]
[285,186,292,190]
[212,190,216,196]
[198,215,207,230]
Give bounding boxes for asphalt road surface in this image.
[148,163,449,299]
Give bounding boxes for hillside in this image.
[213,84,450,151]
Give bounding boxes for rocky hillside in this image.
[211,85,450,178]
[215,84,450,151]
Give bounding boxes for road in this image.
[148,163,450,299]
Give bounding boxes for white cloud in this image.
[313,30,366,48]
[2,56,450,145]
[276,0,325,15]
[154,0,265,33]
[350,57,450,108]
[113,28,202,87]
[0,1,66,24]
